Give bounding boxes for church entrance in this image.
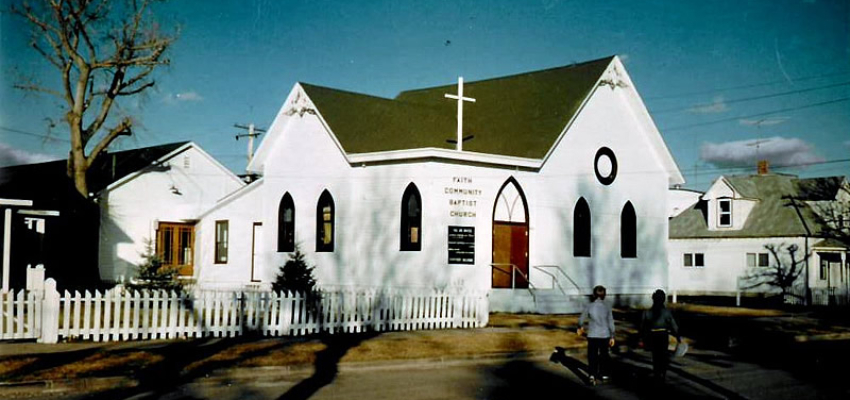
[492,178,529,289]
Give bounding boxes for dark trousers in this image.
[649,331,670,378]
[587,338,610,378]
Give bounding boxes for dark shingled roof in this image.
[670,174,845,239]
[0,142,189,205]
[301,56,613,158]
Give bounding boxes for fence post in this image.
[478,292,490,327]
[39,278,60,344]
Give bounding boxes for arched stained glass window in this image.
[278,193,295,252]
[316,190,335,252]
[574,197,591,257]
[621,201,637,258]
[400,183,422,251]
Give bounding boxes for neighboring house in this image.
[668,172,850,300]
[0,159,100,290]
[97,142,244,283]
[193,55,685,312]
[0,142,244,289]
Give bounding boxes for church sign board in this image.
[448,226,475,264]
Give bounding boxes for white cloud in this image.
[619,54,630,63]
[700,136,825,168]
[162,91,204,104]
[739,117,790,127]
[688,96,728,114]
[175,91,204,101]
[0,143,61,167]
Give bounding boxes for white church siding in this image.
[98,144,244,283]
[194,56,684,311]
[534,78,670,296]
[194,180,265,290]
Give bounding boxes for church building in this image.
[194,56,684,312]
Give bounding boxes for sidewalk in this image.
[2,307,850,399]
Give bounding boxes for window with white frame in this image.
[747,252,769,267]
[684,253,705,268]
[718,199,732,227]
[214,220,228,264]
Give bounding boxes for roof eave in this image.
[347,148,541,169]
[99,142,245,195]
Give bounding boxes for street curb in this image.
[0,348,583,394]
[0,376,136,395]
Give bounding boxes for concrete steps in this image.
[490,289,588,314]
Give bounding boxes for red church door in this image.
[493,222,529,288]
[492,178,529,289]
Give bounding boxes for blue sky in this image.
[1,0,848,190]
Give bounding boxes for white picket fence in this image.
[1,279,489,343]
[0,290,41,340]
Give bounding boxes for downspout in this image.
[788,196,812,305]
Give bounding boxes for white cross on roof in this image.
[444,77,476,151]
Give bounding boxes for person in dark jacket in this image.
[578,285,615,385]
[640,289,681,382]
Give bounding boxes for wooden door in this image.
[157,222,194,276]
[492,222,529,288]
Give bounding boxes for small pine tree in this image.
[272,245,316,294]
[128,240,184,293]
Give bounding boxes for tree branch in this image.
[86,117,133,167]
[12,83,64,98]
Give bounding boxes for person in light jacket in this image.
[578,285,615,385]
[640,289,681,382]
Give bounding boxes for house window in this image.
[278,193,295,252]
[215,220,228,264]
[574,197,591,257]
[621,201,636,258]
[683,253,704,268]
[316,190,335,252]
[400,183,422,251]
[747,252,769,267]
[718,199,732,227]
[156,222,194,276]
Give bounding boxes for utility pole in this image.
[234,123,266,173]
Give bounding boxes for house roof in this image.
[670,174,843,239]
[0,142,189,207]
[300,56,613,159]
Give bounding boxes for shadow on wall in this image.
[97,191,137,285]
[552,177,667,307]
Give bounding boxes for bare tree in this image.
[741,243,808,301]
[11,0,175,197]
[813,184,850,246]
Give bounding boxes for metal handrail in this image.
[533,265,581,293]
[531,267,567,297]
[490,263,536,303]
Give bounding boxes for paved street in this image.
[5,344,848,400]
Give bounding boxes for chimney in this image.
[757,160,769,175]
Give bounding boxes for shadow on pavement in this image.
[481,347,726,400]
[77,335,299,400]
[276,332,381,400]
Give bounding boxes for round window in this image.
[594,147,618,186]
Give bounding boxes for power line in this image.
[652,81,850,114]
[663,96,850,132]
[0,126,70,143]
[679,158,850,177]
[646,71,850,101]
